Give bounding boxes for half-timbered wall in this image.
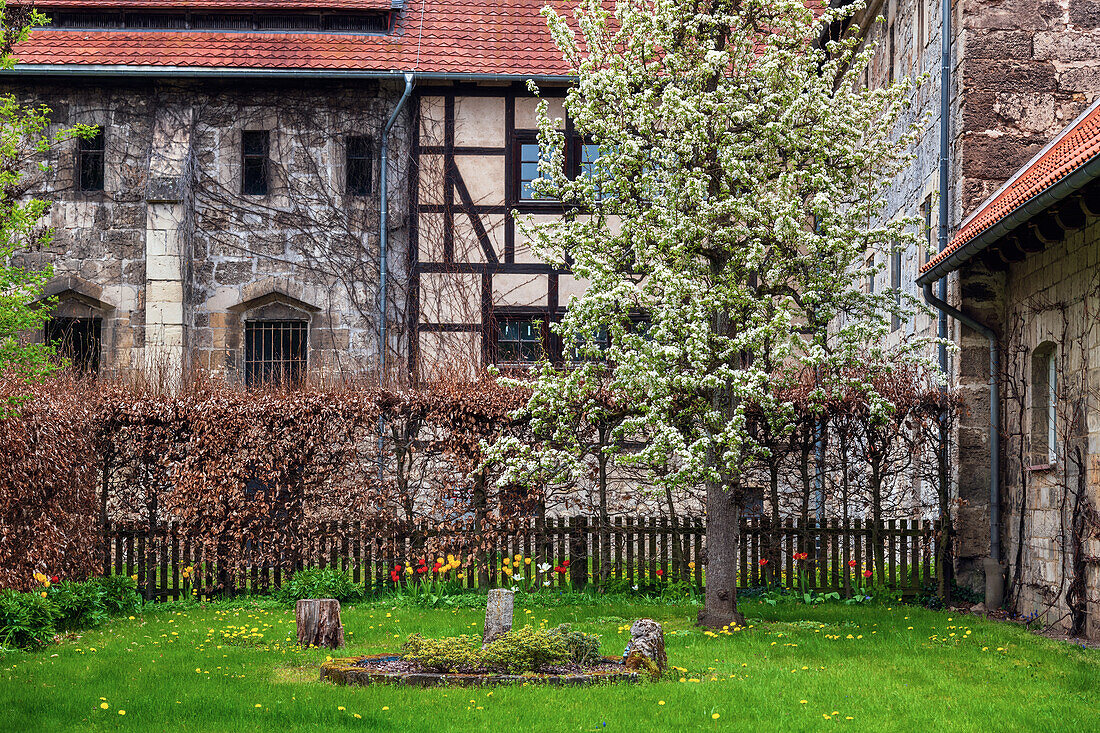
[410,82,591,380]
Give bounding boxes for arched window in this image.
[1030,342,1057,465]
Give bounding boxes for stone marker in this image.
[296,598,345,649]
[623,618,666,678]
[482,589,515,645]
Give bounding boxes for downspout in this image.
[923,0,1003,605]
[378,72,415,484]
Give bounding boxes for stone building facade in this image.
[9,77,411,383]
[854,0,1100,602]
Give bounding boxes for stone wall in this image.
[973,218,1100,635]
[7,78,413,384]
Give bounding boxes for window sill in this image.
[1025,462,1057,472]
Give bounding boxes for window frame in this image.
[45,316,102,374]
[345,134,373,197]
[77,128,106,192]
[491,311,550,367]
[241,129,270,196]
[890,249,902,332]
[244,319,308,387]
[1029,342,1058,467]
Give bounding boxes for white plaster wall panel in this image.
[558,274,590,306]
[513,213,561,263]
[419,96,446,146]
[492,273,548,307]
[454,212,503,263]
[420,272,482,324]
[418,331,480,381]
[418,154,447,206]
[514,96,566,130]
[455,155,505,206]
[454,96,506,147]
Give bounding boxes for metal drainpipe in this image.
[378,72,415,484]
[924,0,1003,604]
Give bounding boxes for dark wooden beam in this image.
[978,246,1010,272]
[1017,227,1046,253]
[1031,213,1064,245]
[1000,234,1028,262]
[1079,183,1100,218]
[1054,198,1088,231]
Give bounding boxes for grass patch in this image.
[0,595,1096,731]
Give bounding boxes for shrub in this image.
[276,568,362,605]
[548,624,601,665]
[93,575,141,615]
[0,589,56,649]
[480,626,571,673]
[51,581,107,631]
[400,633,481,672]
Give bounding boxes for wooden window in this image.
[241,130,269,196]
[568,326,610,363]
[494,316,546,364]
[865,255,875,294]
[78,128,105,192]
[346,135,372,196]
[245,320,307,386]
[1030,342,1057,466]
[920,194,934,267]
[45,317,101,374]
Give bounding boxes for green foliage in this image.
[0,588,56,649]
[480,626,571,673]
[0,6,96,412]
[399,633,481,672]
[91,575,141,616]
[276,568,362,605]
[547,623,601,665]
[50,581,107,631]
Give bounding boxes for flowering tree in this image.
[507,0,928,626]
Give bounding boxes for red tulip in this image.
[433,562,443,572]
[862,569,873,578]
[759,558,768,566]
[562,560,570,568]
[793,552,808,561]
[50,575,59,583]
[390,570,400,582]
[848,560,857,568]
[656,569,664,577]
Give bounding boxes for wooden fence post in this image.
[569,516,588,590]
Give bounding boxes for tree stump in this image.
[623,618,667,679]
[296,599,344,649]
[482,589,514,646]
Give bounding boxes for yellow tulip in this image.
[524,558,531,565]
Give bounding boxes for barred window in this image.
[241,130,269,196]
[1030,342,1057,465]
[245,320,307,387]
[45,317,101,374]
[78,128,105,192]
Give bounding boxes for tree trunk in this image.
[296,599,344,648]
[597,440,611,588]
[698,472,745,628]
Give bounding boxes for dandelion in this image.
[382,706,389,711]
[100,703,109,710]
[255,704,262,708]
[800,700,808,704]
[658,701,665,706]
[338,706,346,711]
[354,713,362,719]
[712,713,720,720]
[118,710,126,716]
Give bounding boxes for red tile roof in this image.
[11,0,576,76]
[924,99,1100,274]
[33,1,394,8]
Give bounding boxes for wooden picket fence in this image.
[103,516,942,602]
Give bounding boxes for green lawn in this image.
[1,595,1096,732]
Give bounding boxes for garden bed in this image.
[321,654,639,687]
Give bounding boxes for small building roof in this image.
[919,96,1100,284]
